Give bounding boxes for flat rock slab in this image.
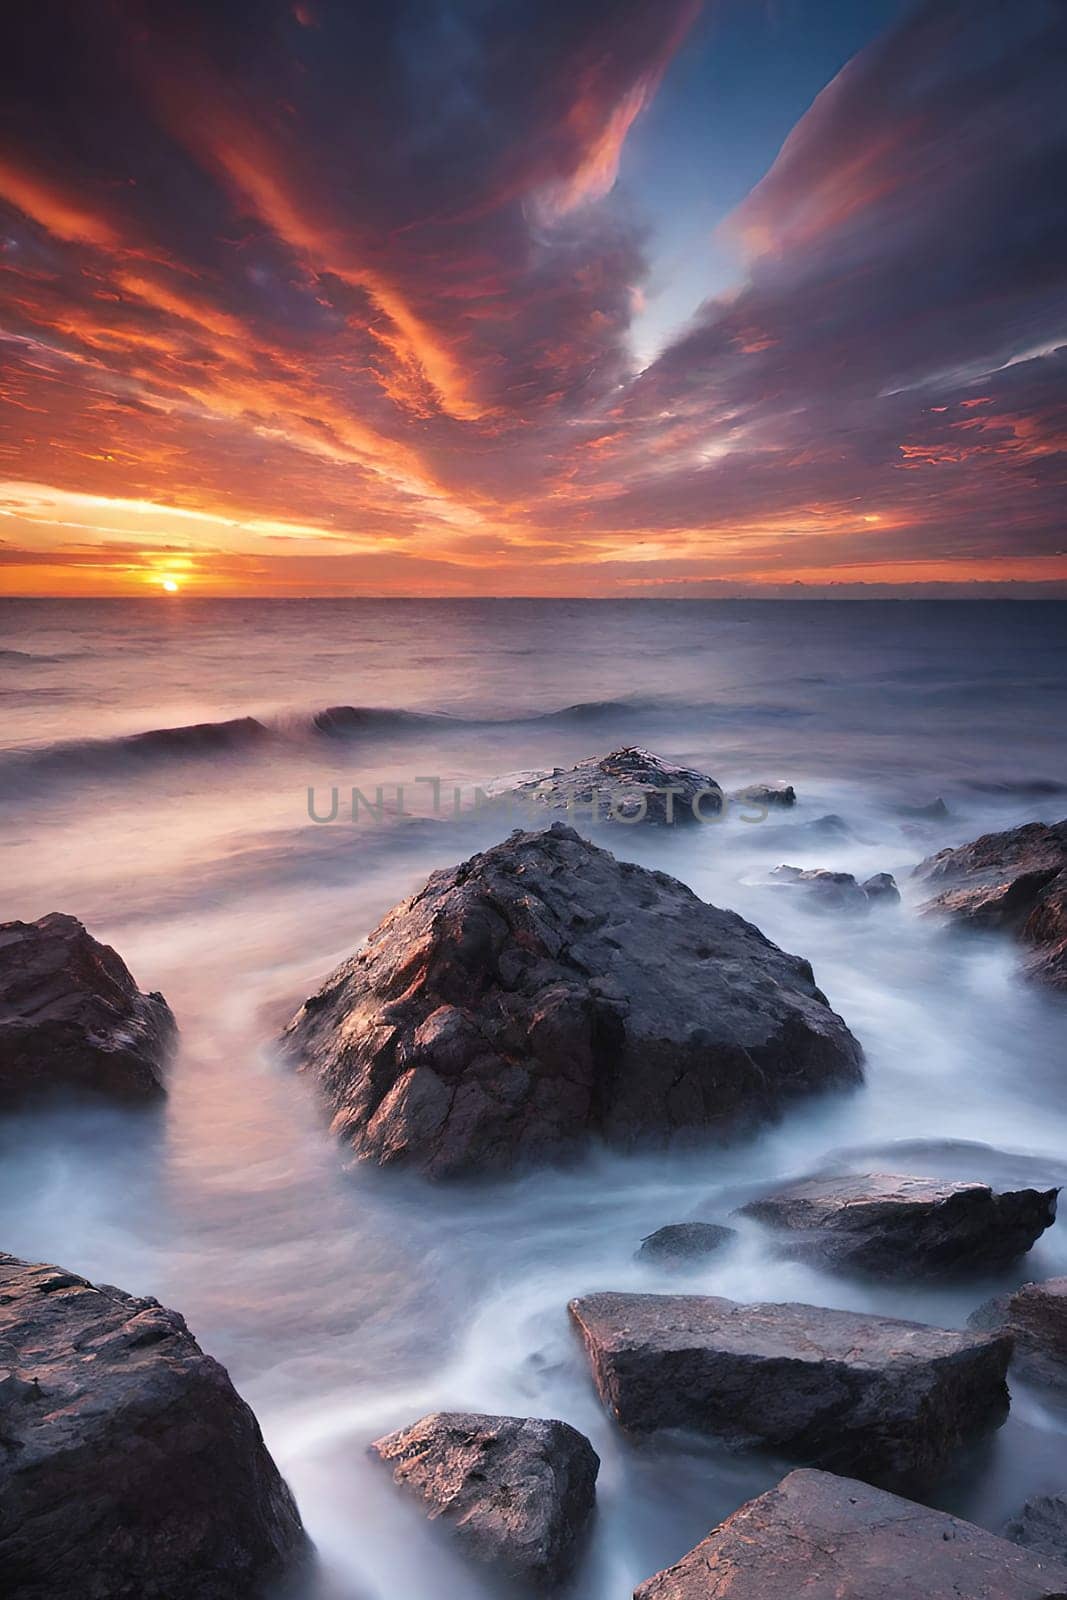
[283,823,862,1178]
[970,1277,1067,1390]
[915,819,1067,989]
[740,1172,1058,1277]
[0,912,175,1106]
[638,1223,736,1265]
[0,1253,305,1599]
[569,1291,1011,1490]
[370,1412,598,1590]
[633,1468,1067,1599]
[509,747,724,826]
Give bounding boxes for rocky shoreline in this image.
[2,748,1066,1596]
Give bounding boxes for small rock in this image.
[0,913,176,1107]
[510,747,724,826]
[370,1411,598,1589]
[914,819,1067,988]
[569,1290,1011,1490]
[0,1253,306,1598]
[283,824,863,1178]
[969,1277,1067,1390]
[731,783,796,810]
[769,866,869,912]
[896,797,951,821]
[740,1172,1057,1277]
[637,1223,736,1264]
[633,1468,1067,1599]
[1006,1493,1067,1563]
[862,872,901,905]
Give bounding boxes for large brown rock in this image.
[0,913,175,1106]
[370,1411,598,1590]
[970,1277,1067,1390]
[282,824,862,1178]
[633,1468,1067,1599]
[568,1291,1011,1490]
[740,1172,1058,1277]
[0,1253,306,1599]
[915,819,1067,988]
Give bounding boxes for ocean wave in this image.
[0,715,271,788]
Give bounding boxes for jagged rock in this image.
[633,1468,1067,1599]
[637,1223,736,1265]
[283,824,863,1179]
[0,1253,306,1599]
[740,1173,1058,1277]
[970,1277,1067,1390]
[768,867,899,912]
[370,1412,598,1589]
[1006,1493,1067,1564]
[509,747,724,826]
[0,913,176,1107]
[569,1291,1010,1490]
[915,819,1067,988]
[731,783,796,809]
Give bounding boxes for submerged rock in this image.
[637,1223,736,1265]
[1007,1493,1067,1564]
[370,1412,598,1590]
[740,1172,1058,1277]
[731,783,796,810]
[0,1253,306,1599]
[510,746,724,826]
[0,913,175,1107]
[915,819,1067,988]
[970,1277,1067,1390]
[633,1468,1067,1600]
[569,1290,1010,1490]
[768,866,899,912]
[283,824,863,1179]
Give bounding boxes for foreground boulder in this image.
[0,1253,306,1599]
[283,824,863,1179]
[633,1468,1067,1599]
[970,1277,1067,1390]
[370,1412,598,1589]
[569,1291,1010,1490]
[1007,1494,1067,1564]
[638,1222,736,1265]
[510,747,724,826]
[0,913,176,1107]
[915,819,1067,988]
[740,1173,1058,1277]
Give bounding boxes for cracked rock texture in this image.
[371,1411,598,1589]
[569,1290,1011,1490]
[283,823,863,1178]
[0,1253,306,1599]
[970,1277,1067,1390]
[633,1468,1067,1599]
[0,913,175,1106]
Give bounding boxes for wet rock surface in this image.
[1007,1493,1067,1564]
[633,1468,1067,1600]
[569,1290,1011,1490]
[0,1253,306,1600]
[0,913,176,1107]
[730,783,796,809]
[283,823,863,1178]
[509,746,724,825]
[740,1172,1058,1277]
[915,819,1067,988]
[970,1277,1067,1390]
[370,1411,598,1590]
[637,1222,736,1264]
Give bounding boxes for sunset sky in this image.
[1,0,1065,597]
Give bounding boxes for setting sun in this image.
[160,577,179,593]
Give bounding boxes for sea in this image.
[2,597,1066,1598]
